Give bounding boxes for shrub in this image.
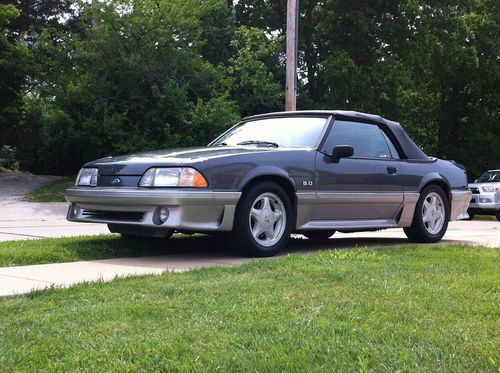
[0,144,19,171]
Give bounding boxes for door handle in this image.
[387,166,399,175]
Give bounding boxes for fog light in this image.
[70,203,79,218]
[159,207,169,222]
[480,198,492,203]
[153,206,169,225]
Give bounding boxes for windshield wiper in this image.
[236,140,279,148]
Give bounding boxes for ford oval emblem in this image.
[111,178,121,186]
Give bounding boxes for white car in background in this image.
[468,169,500,221]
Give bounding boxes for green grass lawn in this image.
[0,244,498,372]
[0,234,209,267]
[27,177,74,202]
[473,214,498,221]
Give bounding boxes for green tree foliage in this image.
[31,0,241,173]
[222,26,284,116]
[235,0,499,177]
[0,4,29,149]
[0,0,498,177]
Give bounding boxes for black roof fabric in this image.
[243,110,429,160]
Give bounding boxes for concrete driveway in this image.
[0,172,109,241]
[0,172,498,297]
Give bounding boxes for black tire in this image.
[466,213,474,221]
[108,224,173,240]
[404,185,450,243]
[302,230,336,241]
[233,182,293,257]
[496,213,500,222]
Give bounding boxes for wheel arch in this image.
[418,173,452,201]
[238,168,297,210]
[233,171,296,256]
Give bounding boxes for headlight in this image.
[75,168,98,186]
[139,168,208,188]
[482,186,495,192]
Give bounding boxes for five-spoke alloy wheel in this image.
[248,192,287,247]
[421,192,446,235]
[234,182,293,256]
[404,185,450,243]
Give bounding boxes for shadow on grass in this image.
[65,233,418,261]
[2,232,470,268]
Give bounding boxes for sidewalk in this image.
[0,201,110,241]
[0,254,252,297]
[0,172,111,241]
[0,220,498,297]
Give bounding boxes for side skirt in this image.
[295,191,419,230]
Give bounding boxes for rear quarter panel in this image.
[402,159,468,192]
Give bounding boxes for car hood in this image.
[84,146,283,175]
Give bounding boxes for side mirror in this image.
[332,145,354,159]
[474,179,478,183]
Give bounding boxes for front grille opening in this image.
[470,187,480,194]
[82,210,145,222]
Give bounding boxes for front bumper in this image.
[468,192,500,214]
[65,187,241,231]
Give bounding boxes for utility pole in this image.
[285,0,299,111]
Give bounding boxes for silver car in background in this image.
[468,169,500,221]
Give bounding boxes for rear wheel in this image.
[233,182,293,257]
[302,230,336,241]
[404,185,450,243]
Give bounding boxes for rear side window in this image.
[322,120,394,159]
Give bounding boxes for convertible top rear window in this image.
[212,117,327,148]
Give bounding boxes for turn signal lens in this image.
[179,168,208,187]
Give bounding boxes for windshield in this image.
[477,171,500,183]
[211,117,328,148]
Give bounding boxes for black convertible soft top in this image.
[244,110,429,160]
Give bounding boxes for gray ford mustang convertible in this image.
[65,110,471,256]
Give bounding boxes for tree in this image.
[0,0,497,176]
[32,0,240,173]
[0,4,29,147]
[222,26,284,116]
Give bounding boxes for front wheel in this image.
[233,182,293,257]
[496,212,500,222]
[404,185,450,243]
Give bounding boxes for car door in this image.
[313,119,404,223]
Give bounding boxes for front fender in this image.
[237,166,297,191]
